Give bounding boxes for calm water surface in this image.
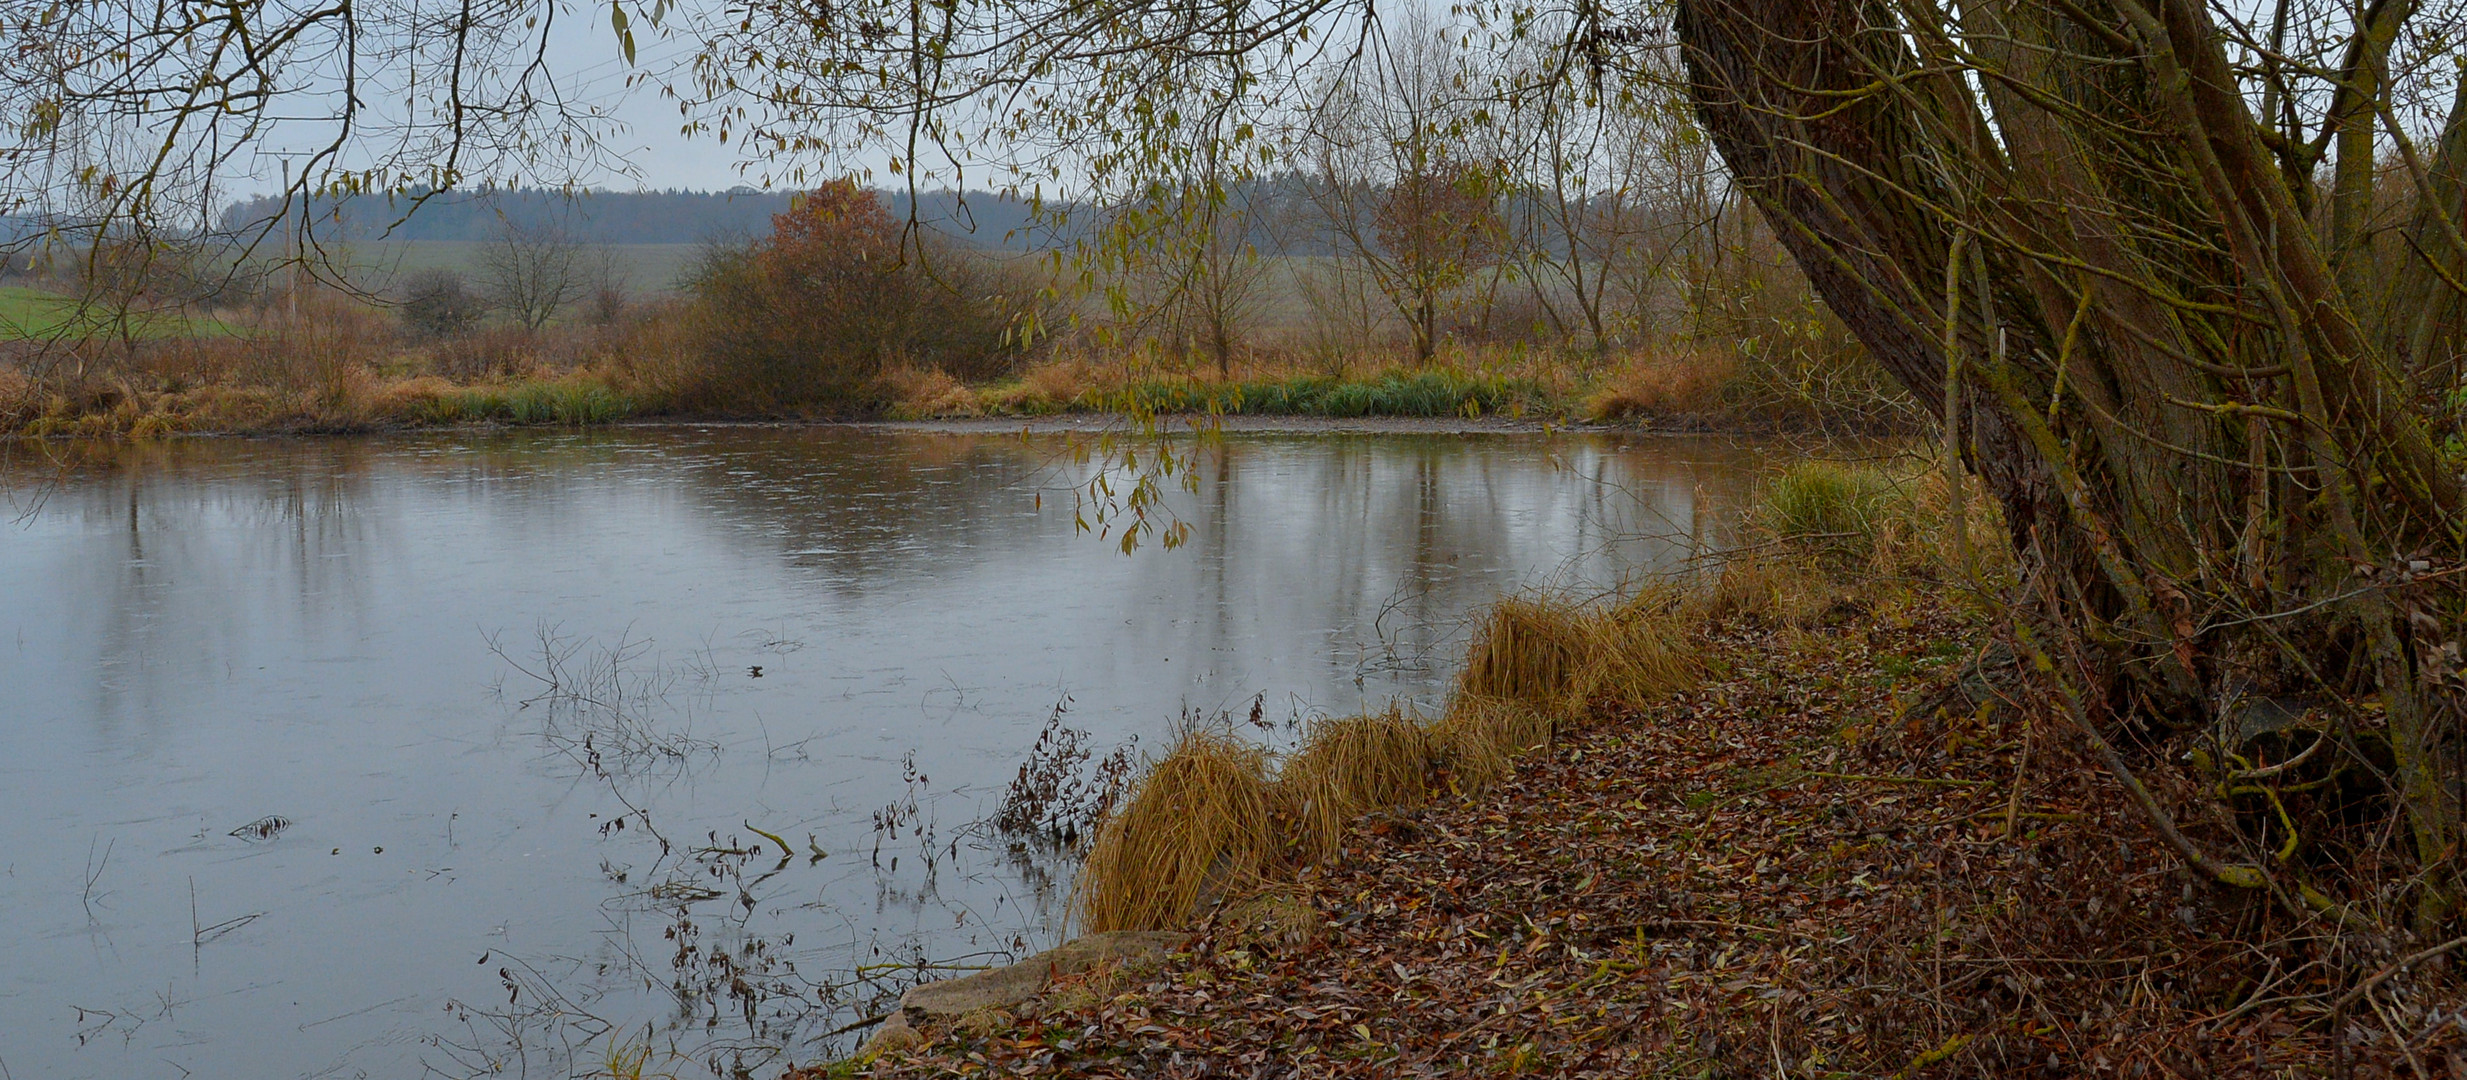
[0,426,1762,1079]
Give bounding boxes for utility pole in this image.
[279,156,299,326]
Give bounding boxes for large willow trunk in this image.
[1676,0,2467,927]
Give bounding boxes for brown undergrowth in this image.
[807,465,2465,1078]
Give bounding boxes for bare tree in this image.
[0,0,628,332]
[399,268,485,339]
[475,217,590,331]
[1300,15,1505,363]
[1107,174,1273,376]
[1166,183,1273,376]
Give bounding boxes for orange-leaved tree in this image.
[685,179,1038,410]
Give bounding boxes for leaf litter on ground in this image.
[798,595,2462,1078]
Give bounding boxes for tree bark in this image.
[1677,0,2465,921]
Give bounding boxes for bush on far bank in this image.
[666,180,1053,414]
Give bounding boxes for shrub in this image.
[677,179,1049,412]
[428,324,540,381]
[1585,349,1736,421]
[399,269,485,341]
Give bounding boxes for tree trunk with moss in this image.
[1676,0,2467,927]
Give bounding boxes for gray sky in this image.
[549,26,771,192]
[227,13,877,201]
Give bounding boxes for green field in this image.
[0,286,235,341]
[339,242,709,295]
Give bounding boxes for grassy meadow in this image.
[337,241,710,296]
[0,286,236,341]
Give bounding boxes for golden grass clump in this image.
[1583,349,1736,422]
[884,366,984,419]
[1457,596,1592,707]
[985,356,1101,413]
[1077,588,1701,934]
[1276,710,1437,863]
[365,374,458,422]
[1073,728,1276,934]
[1457,592,1696,713]
[1431,694,1558,794]
[1704,556,1845,627]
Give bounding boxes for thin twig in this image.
[819,1010,896,1040]
[2326,932,2467,1017]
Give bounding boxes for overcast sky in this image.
[223,12,890,201]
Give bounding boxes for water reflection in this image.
[0,427,1761,1079]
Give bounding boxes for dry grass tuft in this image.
[1583,349,1735,422]
[365,374,458,421]
[884,366,984,419]
[985,356,1102,413]
[1277,709,1438,862]
[1457,596,1595,708]
[1457,592,1696,713]
[1430,694,1557,794]
[1073,728,1276,934]
[1078,587,1700,934]
[1703,556,1845,627]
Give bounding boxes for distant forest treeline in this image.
[213,188,1059,248]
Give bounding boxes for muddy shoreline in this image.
[5,411,1809,444]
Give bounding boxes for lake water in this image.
[0,425,1762,1079]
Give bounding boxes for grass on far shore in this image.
[0,283,1917,439]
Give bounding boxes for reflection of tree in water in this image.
[654,430,1768,722]
[668,429,1755,614]
[665,427,1064,593]
[1156,435,1761,712]
[30,439,388,735]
